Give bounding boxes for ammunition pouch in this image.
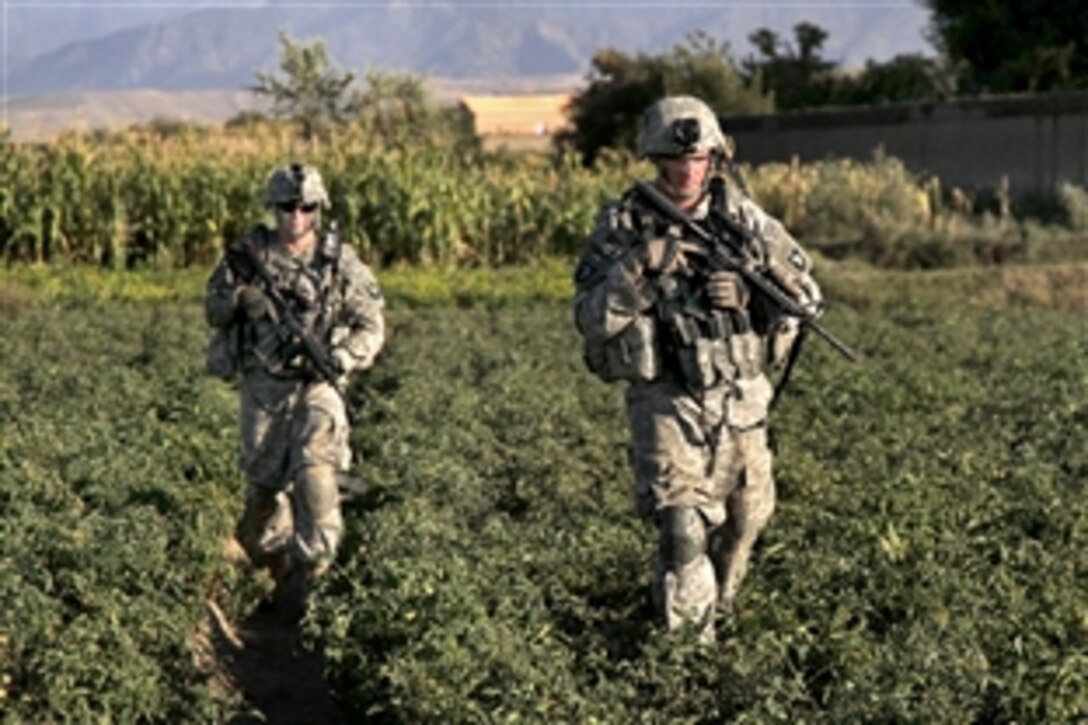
[583,315,660,383]
[675,337,732,391]
[661,309,736,391]
[726,373,774,429]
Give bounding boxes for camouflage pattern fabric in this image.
[637,95,729,158]
[574,176,819,641]
[263,163,331,209]
[206,228,385,572]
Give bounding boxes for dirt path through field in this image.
[199,598,343,723]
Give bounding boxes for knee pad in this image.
[290,465,343,564]
[658,506,708,570]
[236,484,293,566]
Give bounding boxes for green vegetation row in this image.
[2,126,1086,270]
[0,295,242,718]
[1,262,1084,720]
[315,277,1087,722]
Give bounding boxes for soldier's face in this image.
[277,201,318,242]
[658,152,711,208]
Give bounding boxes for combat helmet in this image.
[264,162,331,209]
[637,96,730,158]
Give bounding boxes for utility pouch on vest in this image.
[206,326,240,381]
[729,330,765,379]
[675,337,732,390]
[660,303,734,390]
[584,315,659,383]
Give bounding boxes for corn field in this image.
[0,125,1085,269]
[0,126,629,268]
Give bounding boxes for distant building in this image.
[726,90,1088,194]
[458,93,573,151]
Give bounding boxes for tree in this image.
[925,0,1088,92]
[558,49,668,166]
[251,31,355,140]
[349,69,477,153]
[741,22,837,110]
[559,32,771,166]
[833,54,960,106]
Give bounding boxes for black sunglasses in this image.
[277,201,319,214]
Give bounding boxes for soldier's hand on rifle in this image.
[707,271,748,310]
[643,238,698,275]
[236,285,278,322]
[225,239,258,278]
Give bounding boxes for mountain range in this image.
[5,2,934,98]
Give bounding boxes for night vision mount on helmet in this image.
[264,162,331,209]
[637,95,730,159]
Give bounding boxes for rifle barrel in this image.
[634,181,858,363]
[231,242,359,420]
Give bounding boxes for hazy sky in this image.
[3,1,933,65]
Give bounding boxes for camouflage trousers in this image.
[234,371,350,573]
[626,378,776,640]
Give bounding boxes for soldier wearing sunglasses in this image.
[205,163,386,618]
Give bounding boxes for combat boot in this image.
[267,549,293,588]
[271,562,314,623]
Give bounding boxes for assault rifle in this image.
[226,232,358,422]
[633,180,859,363]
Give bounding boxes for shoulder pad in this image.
[575,200,639,287]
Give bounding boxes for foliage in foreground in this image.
[312,268,1086,722]
[0,298,244,719]
[2,261,1083,721]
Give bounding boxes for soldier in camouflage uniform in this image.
[573,96,823,642]
[205,163,385,614]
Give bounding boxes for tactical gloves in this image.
[643,240,747,311]
[643,238,680,273]
[236,285,277,322]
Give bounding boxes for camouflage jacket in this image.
[572,176,821,402]
[205,225,385,380]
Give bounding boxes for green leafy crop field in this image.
[0,262,1085,721]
